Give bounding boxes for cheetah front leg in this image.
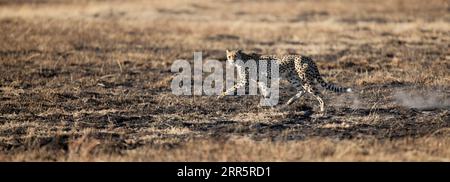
[257,81,270,98]
[217,76,247,99]
[257,81,277,107]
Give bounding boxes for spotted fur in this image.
[219,50,352,113]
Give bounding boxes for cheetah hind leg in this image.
[304,84,326,117]
[277,75,305,110]
[285,91,304,106]
[284,77,305,106]
[273,90,304,112]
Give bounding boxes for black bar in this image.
[0,162,448,180]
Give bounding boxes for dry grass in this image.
[2,136,449,162]
[0,0,449,161]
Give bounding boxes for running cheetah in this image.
[218,49,352,114]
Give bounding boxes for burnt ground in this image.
[0,0,449,161]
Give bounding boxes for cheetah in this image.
[218,49,352,114]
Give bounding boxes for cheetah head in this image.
[225,49,243,64]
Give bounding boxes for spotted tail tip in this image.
[346,88,353,93]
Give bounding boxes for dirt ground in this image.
[0,0,449,161]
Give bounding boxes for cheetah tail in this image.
[317,77,352,93]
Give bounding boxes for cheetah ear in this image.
[226,49,229,53]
